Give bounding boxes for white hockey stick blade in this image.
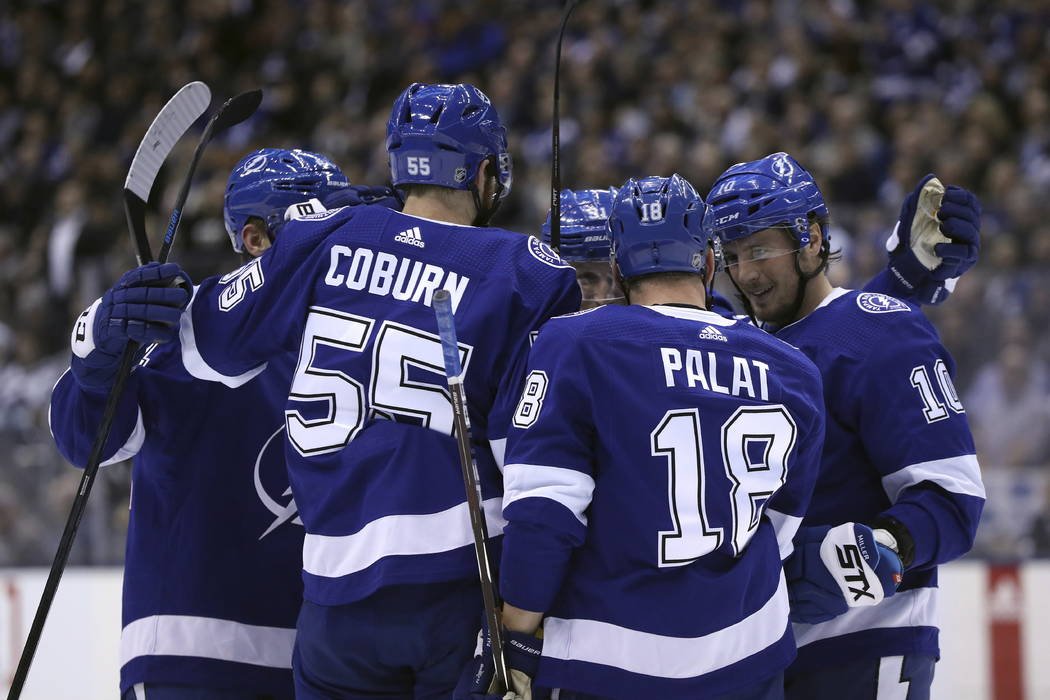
[124,81,211,202]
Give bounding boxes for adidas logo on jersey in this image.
[394,226,425,248]
[699,325,728,342]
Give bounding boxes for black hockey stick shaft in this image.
[6,343,138,699]
[433,290,510,692]
[157,89,261,263]
[7,89,261,700]
[550,0,582,253]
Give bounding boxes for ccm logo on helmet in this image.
[715,212,740,225]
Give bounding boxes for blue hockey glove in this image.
[784,523,903,624]
[886,174,981,305]
[454,625,548,700]
[323,184,403,211]
[70,262,192,392]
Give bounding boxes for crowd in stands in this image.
[1,0,1047,564]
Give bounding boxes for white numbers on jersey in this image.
[639,201,663,222]
[369,321,466,435]
[405,156,431,176]
[513,370,549,429]
[286,306,472,456]
[909,359,964,423]
[287,308,373,455]
[652,405,796,566]
[218,258,264,312]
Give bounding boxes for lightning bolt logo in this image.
[254,425,302,539]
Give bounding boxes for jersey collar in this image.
[772,286,852,333]
[645,304,736,327]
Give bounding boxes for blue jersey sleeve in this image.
[49,368,142,467]
[853,319,984,570]
[764,366,826,560]
[499,318,593,613]
[487,264,581,450]
[180,209,354,386]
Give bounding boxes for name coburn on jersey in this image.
[324,244,470,311]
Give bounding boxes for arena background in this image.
[0,0,1047,697]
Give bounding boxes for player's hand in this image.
[784,523,903,624]
[454,625,548,700]
[323,184,403,211]
[70,262,192,391]
[886,174,981,305]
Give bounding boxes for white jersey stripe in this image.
[180,289,267,388]
[100,408,146,466]
[121,615,294,669]
[503,463,595,527]
[793,586,937,648]
[302,497,506,578]
[489,438,507,471]
[765,508,803,560]
[541,572,789,679]
[882,454,985,502]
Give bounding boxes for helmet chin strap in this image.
[785,224,831,324]
[471,187,501,227]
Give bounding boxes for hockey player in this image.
[536,185,952,321]
[168,83,581,698]
[49,148,394,699]
[462,174,827,699]
[706,153,984,699]
[540,188,622,309]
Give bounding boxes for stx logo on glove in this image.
[818,523,890,608]
[835,544,875,602]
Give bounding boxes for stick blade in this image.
[124,81,211,202]
[213,89,262,132]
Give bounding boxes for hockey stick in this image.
[6,88,261,700]
[549,0,583,253]
[123,81,212,265]
[433,289,510,693]
[156,88,262,263]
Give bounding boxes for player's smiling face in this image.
[722,227,805,324]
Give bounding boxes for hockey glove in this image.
[70,262,192,392]
[323,184,403,212]
[454,625,548,700]
[784,523,903,624]
[886,174,981,305]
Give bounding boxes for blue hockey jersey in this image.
[499,304,826,699]
[49,334,303,696]
[179,205,581,606]
[774,289,984,672]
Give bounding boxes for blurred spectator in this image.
[966,341,1050,469]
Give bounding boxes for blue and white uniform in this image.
[773,289,984,675]
[180,204,580,606]
[499,303,825,699]
[50,333,302,698]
